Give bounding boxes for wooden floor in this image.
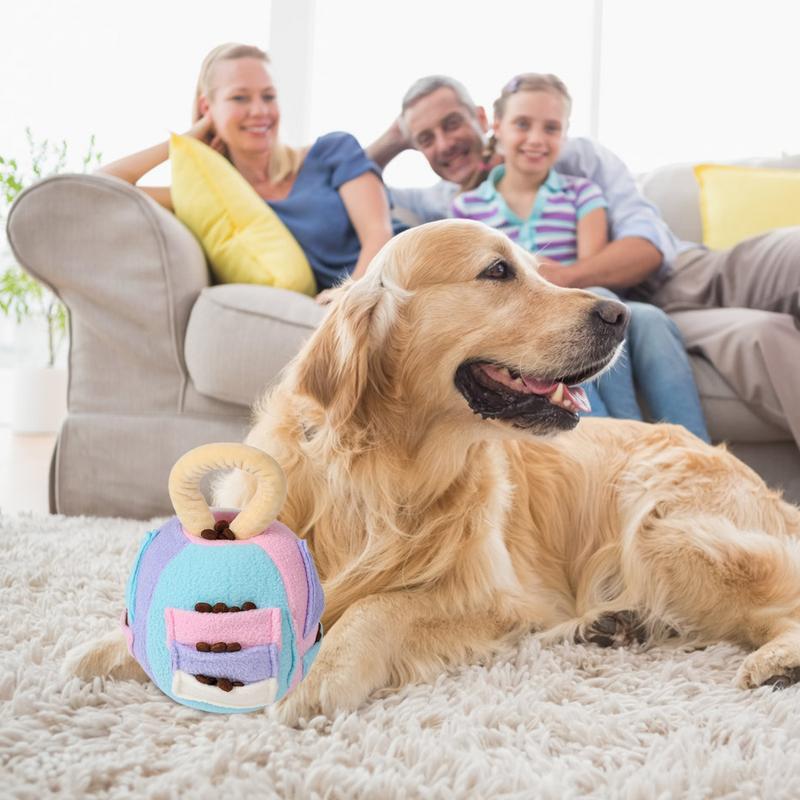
[0,427,55,514]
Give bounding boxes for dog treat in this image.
[212,602,229,614]
[226,642,241,652]
[241,601,257,611]
[210,642,227,653]
[194,602,213,613]
[196,642,211,652]
[228,606,241,613]
[200,528,218,540]
[213,520,230,533]
[195,674,216,685]
[232,681,244,688]
[217,678,233,692]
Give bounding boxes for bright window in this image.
[596,0,800,171]
[308,0,597,188]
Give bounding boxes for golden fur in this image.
[67,220,800,724]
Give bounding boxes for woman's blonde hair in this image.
[193,43,302,185]
[492,72,572,120]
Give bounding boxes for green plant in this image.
[0,129,101,367]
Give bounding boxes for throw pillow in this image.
[170,134,317,296]
[694,163,800,250]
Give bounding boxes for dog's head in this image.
[294,220,628,438]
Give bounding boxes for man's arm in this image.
[366,118,411,170]
[556,138,689,280]
[538,237,662,290]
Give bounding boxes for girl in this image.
[97,43,393,302]
[452,73,709,441]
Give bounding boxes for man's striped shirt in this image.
[451,165,607,264]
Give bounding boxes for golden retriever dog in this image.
[69,220,800,725]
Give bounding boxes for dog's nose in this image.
[591,299,630,340]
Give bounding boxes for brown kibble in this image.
[232,681,244,687]
[228,606,241,613]
[222,528,236,540]
[195,674,216,685]
[210,642,227,653]
[213,520,230,533]
[212,603,228,614]
[217,678,233,692]
[196,642,211,652]
[226,642,241,652]
[242,601,256,611]
[200,529,218,540]
[194,602,213,613]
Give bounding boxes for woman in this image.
[97,43,393,300]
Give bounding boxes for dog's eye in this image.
[479,260,514,281]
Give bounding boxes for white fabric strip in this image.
[172,670,278,709]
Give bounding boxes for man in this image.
[367,75,800,449]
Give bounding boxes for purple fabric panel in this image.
[462,194,488,204]
[131,516,188,679]
[296,539,325,638]
[171,642,278,683]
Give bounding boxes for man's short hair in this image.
[401,75,478,116]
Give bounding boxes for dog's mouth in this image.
[454,359,605,431]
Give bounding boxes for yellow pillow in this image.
[694,163,800,250]
[170,134,316,296]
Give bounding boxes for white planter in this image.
[11,366,68,434]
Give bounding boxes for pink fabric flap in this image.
[165,607,282,649]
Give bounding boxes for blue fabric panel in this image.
[145,542,291,713]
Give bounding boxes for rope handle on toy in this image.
[168,443,287,539]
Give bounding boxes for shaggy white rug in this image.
[3,510,800,799]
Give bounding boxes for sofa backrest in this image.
[638,153,800,244]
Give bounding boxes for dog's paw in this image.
[577,611,647,648]
[736,642,800,690]
[62,629,147,682]
[274,659,369,727]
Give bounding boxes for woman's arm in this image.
[96,140,173,209]
[94,116,216,211]
[338,172,394,280]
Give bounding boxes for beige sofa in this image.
[7,160,800,519]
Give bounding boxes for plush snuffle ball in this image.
[121,443,324,713]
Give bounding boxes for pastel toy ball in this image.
[122,443,324,713]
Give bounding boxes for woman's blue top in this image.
[269,132,381,290]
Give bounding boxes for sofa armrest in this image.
[6,173,210,415]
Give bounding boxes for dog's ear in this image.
[296,280,387,427]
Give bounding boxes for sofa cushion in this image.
[170,134,317,296]
[638,152,800,244]
[694,164,800,250]
[184,285,327,408]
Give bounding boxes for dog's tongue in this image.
[481,364,591,414]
